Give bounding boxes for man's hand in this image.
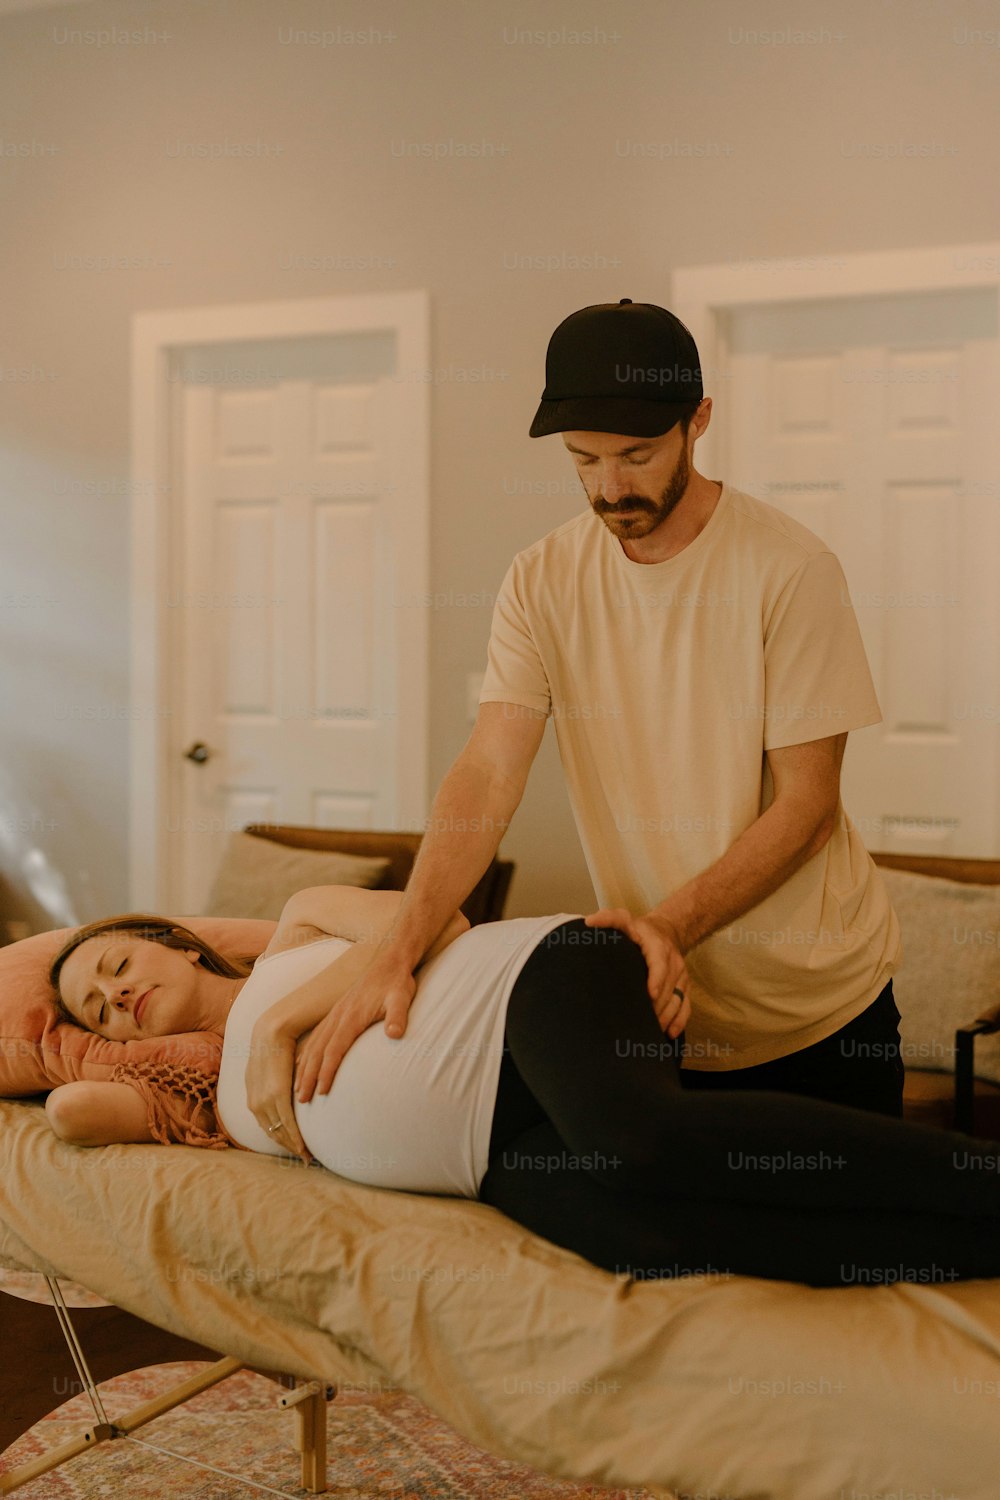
[584,908,692,1037]
[294,954,417,1103]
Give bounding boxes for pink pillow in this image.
[0,917,277,1096]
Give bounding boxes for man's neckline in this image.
[610,480,727,568]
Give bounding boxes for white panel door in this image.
[722,288,1000,857]
[166,332,419,912]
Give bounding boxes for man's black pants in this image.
[677,978,905,1117]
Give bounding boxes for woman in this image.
[47,884,1000,1288]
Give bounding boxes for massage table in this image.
[3,1096,1000,1499]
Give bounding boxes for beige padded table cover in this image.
[2,1099,1000,1498]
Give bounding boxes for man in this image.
[295,299,903,1117]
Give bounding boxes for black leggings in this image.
[479,920,1000,1287]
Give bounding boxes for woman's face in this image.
[57,934,206,1041]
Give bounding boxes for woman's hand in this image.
[294,954,417,1103]
[584,907,692,1038]
[245,1021,312,1164]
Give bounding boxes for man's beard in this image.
[593,442,691,539]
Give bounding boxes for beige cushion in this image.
[878,866,1000,1084]
[202,832,391,921]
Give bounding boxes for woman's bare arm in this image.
[276,884,466,950]
[45,1081,155,1147]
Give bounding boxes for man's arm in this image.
[379,701,547,968]
[652,733,847,950]
[293,701,546,1098]
[256,895,470,1042]
[587,733,848,1030]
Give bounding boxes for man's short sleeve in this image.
[763,550,882,750]
[479,557,551,716]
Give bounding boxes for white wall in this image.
[1,0,999,928]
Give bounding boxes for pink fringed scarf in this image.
[109,1055,248,1152]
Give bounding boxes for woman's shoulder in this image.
[255,920,349,966]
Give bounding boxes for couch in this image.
[237,822,515,928]
[872,851,1000,1137]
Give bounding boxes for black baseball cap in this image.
[529,298,704,439]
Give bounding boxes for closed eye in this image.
[577,457,649,466]
[98,957,126,1026]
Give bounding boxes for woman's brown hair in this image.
[49,914,254,1029]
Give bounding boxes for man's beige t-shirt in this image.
[479,481,902,1071]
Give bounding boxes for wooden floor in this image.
[0,1295,236,1455]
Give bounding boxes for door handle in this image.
[184,742,212,764]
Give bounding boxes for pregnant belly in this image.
[292,1002,495,1197]
[218,921,528,1197]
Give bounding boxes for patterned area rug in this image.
[1,1362,664,1498]
[0,1269,110,1307]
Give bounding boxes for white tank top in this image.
[216,913,580,1198]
